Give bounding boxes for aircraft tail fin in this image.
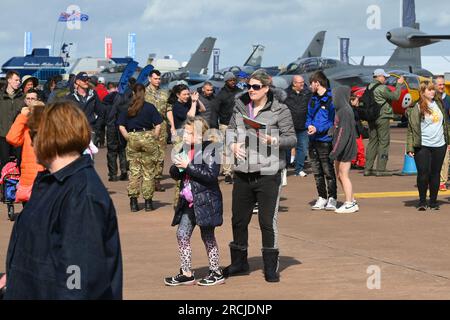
[181,37,216,74]
[244,45,265,68]
[385,47,421,69]
[299,31,326,59]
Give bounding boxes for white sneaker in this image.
[290,155,295,164]
[252,203,259,214]
[312,197,328,210]
[299,171,307,177]
[335,201,359,213]
[325,197,337,211]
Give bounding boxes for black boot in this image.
[223,244,250,278]
[130,197,139,212]
[144,199,154,212]
[262,248,280,283]
[155,180,166,192]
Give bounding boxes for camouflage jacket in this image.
[145,86,172,123]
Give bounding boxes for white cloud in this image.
[0,31,11,41]
[436,12,450,27]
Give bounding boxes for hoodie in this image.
[329,86,357,162]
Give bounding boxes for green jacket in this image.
[368,80,402,120]
[406,99,450,153]
[0,89,24,137]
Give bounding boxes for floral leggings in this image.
[177,212,220,274]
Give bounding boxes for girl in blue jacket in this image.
[164,116,224,286]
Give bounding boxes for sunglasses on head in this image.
[246,83,265,91]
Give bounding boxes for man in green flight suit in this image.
[364,69,404,177]
[145,69,176,191]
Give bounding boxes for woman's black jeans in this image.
[414,144,447,204]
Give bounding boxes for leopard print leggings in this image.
[177,213,220,273]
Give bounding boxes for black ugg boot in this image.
[130,197,139,212]
[223,244,250,278]
[262,248,280,283]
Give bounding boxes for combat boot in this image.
[130,197,139,212]
[223,244,250,278]
[262,248,280,283]
[155,180,166,192]
[145,199,154,211]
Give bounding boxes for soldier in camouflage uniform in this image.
[364,69,404,177]
[145,70,176,192]
[118,83,163,212]
[127,131,160,204]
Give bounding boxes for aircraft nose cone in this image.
[386,32,392,41]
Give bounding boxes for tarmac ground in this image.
[1,126,450,300]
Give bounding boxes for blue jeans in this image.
[295,130,309,174]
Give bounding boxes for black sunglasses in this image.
[246,83,265,91]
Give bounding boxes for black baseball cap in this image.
[75,72,89,81]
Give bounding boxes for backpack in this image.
[358,83,382,122]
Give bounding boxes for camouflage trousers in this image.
[155,122,168,180]
[126,131,159,200]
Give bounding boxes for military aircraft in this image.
[218,30,327,78]
[160,37,216,86]
[189,31,327,92]
[272,0,450,90]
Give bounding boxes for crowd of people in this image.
[0,64,449,298]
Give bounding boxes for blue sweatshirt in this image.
[305,89,335,143]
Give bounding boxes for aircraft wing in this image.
[409,34,450,40]
[331,72,373,86]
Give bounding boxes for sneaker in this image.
[439,184,447,191]
[335,201,359,213]
[429,203,440,211]
[312,197,328,210]
[295,171,307,177]
[325,197,337,211]
[290,155,295,164]
[224,175,233,184]
[197,270,225,286]
[164,269,196,286]
[417,201,427,211]
[252,203,259,214]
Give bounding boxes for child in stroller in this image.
[0,157,21,221]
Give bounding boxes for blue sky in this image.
[1,0,450,70]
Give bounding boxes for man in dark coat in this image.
[66,72,106,144]
[284,75,312,176]
[213,72,242,184]
[0,71,23,168]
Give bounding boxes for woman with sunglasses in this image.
[406,81,450,211]
[224,70,296,282]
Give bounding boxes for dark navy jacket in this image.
[5,155,123,300]
[170,142,223,228]
[67,90,106,132]
[305,89,335,143]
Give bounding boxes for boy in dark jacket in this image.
[306,71,337,211]
[165,116,224,287]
